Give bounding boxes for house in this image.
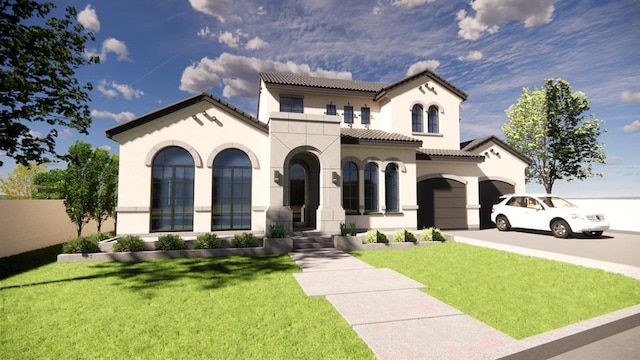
[106,69,531,236]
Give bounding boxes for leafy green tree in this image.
[91,151,118,232]
[63,141,100,237]
[503,78,606,193]
[1,0,98,167]
[0,161,46,198]
[32,168,65,199]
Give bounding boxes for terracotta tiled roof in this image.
[416,148,485,161]
[341,128,422,145]
[260,72,387,92]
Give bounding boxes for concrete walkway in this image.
[290,249,640,360]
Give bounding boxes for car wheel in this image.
[496,215,511,231]
[551,219,571,238]
[583,231,603,238]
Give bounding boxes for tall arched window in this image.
[385,163,399,212]
[428,105,439,133]
[364,163,378,212]
[411,104,423,132]
[342,161,359,214]
[212,149,252,230]
[151,146,194,232]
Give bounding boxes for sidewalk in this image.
[290,249,640,360]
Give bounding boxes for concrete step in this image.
[292,235,334,250]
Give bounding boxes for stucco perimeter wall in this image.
[567,198,640,232]
[0,200,115,258]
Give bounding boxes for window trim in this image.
[326,103,337,115]
[428,105,439,133]
[412,104,423,133]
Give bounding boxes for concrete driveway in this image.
[448,229,640,267]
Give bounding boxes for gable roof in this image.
[341,128,422,146]
[260,69,467,101]
[105,93,267,139]
[460,135,532,165]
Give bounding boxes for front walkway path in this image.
[289,249,640,360]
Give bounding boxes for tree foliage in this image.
[32,168,65,199]
[0,0,98,167]
[0,161,46,198]
[63,141,118,237]
[503,78,606,193]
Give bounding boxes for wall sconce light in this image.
[332,171,340,185]
[274,170,282,185]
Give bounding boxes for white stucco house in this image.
[106,70,531,236]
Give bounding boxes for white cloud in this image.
[621,91,640,104]
[392,0,435,9]
[622,120,640,133]
[458,50,484,62]
[97,145,112,152]
[256,6,267,16]
[246,36,268,50]
[78,4,100,32]
[406,60,440,76]
[91,109,136,123]
[179,53,352,97]
[218,31,240,48]
[189,0,237,23]
[457,0,558,40]
[97,80,143,100]
[85,38,130,62]
[60,128,73,140]
[197,26,213,38]
[28,130,43,139]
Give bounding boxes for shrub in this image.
[421,227,446,242]
[393,229,417,243]
[194,233,222,249]
[113,235,145,252]
[267,223,287,238]
[155,234,185,250]
[84,232,112,242]
[231,232,258,248]
[339,223,348,236]
[349,223,357,236]
[364,230,388,244]
[62,237,101,254]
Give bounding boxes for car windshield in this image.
[540,196,576,208]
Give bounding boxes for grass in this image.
[1,256,374,360]
[351,242,640,339]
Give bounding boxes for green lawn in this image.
[1,256,374,360]
[351,242,640,339]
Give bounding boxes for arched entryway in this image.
[479,178,514,229]
[286,152,320,230]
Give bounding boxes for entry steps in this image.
[291,231,334,250]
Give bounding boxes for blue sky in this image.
[2,0,639,197]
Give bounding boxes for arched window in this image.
[385,163,399,212]
[364,163,378,212]
[411,104,423,133]
[428,105,439,133]
[212,149,252,230]
[342,161,359,214]
[151,146,194,232]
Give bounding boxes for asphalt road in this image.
[448,228,640,267]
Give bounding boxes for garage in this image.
[417,177,467,230]
[478,179,514,229]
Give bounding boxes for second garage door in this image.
[417,178,467,230]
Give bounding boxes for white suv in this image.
[490,194,610,238]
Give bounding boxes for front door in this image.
[289,162,307,227]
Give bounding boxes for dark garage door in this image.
[479,180,514,229]
[417,178,467,230]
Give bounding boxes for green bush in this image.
[155,234,185,250]
[349,223,358,236]
[392,229,417,243]
[421,227,446,242]
[267,223,287,238]
[364,230,388,244]
[231,232,258,248]
[84,232,112,242]
[113,235,145,252]
[339,223,348,236]
[62,237,101,254]
[194,233,222,249]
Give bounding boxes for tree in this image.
[503,78,606,193]
[91,151,118,232]
[32,168,65,199]
[63,141,99,237]
[1,0,98,167]
[0,161,46,198]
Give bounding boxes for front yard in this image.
[2,242,639,358]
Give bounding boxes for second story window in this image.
[344,105,354,124]
[412,104,423,132]
[361,107,370,125]
[326,104,337,115]
[428,105,439,133]
[280,96,303,113]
